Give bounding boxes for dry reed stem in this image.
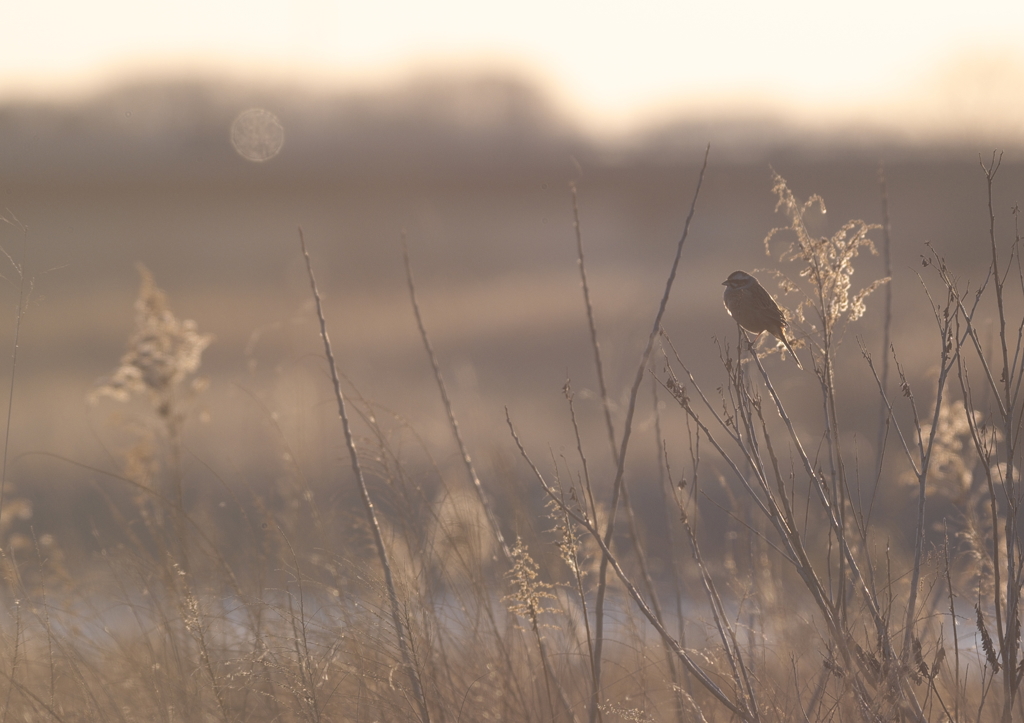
[590,143,709,723]
[401,235,510,562]
[571,180,684,723]
[297,227,430,723]
[402,233,578,723]
[0,212,29,544]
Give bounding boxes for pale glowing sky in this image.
[5,0,1024,137]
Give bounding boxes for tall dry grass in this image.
[0,154,1018,722]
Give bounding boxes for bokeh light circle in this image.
[230,108,284,162]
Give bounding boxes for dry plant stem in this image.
[163,410,229,723]
[804,272,852,630]
[859,273,961,689]
[0,613,68,723]
[31,553,55,714]
[506,410,751,722]
[403,236,575,723]
[235,385,333,548]
[298,228,430,723]
[571,184,680,723]
[670,353,863,689]
[0,674,64,723]
[922,159,1024,721]
[564,390,598,667]
[874,166,894,488]
[678,501,761,718]
[756,361,903,715]
[1,600,18,723]
[980,152,1022,722]
[402,236,510,562]
[652,376,693,721]
[589,143,708,717]
[528,596,573,723]
[157,430,228,720]
[0,215,28,528]
[0,217,28,723]
[568,379,686,723]
[929,252,1012,694]
[663,415,830,690]
[281,535,325,722]
[944,526,961,723]
[749,349,886,625]
[158,430,227,716]
[899,319,957,674]
[983,154,1010,404]
[799,657,829,723]
[666,343,815,551]
[744,347,928,721]
[984,155,1023,722]
[570,183,617,463]
[621,482,680,670]
[185,585,230,723]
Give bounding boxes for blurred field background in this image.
[0,75,1013,555]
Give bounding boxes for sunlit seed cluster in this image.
[90,264,213,413]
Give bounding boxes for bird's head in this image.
[723,270,755,289]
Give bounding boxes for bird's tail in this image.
[781,336,803,370]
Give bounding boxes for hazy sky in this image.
[5,0,1024,136]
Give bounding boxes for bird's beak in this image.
[721,280,728,286]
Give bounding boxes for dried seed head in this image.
[90,264,212,415]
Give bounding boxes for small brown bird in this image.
[722,270,802,369]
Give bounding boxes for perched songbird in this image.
[722,270,802,369]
